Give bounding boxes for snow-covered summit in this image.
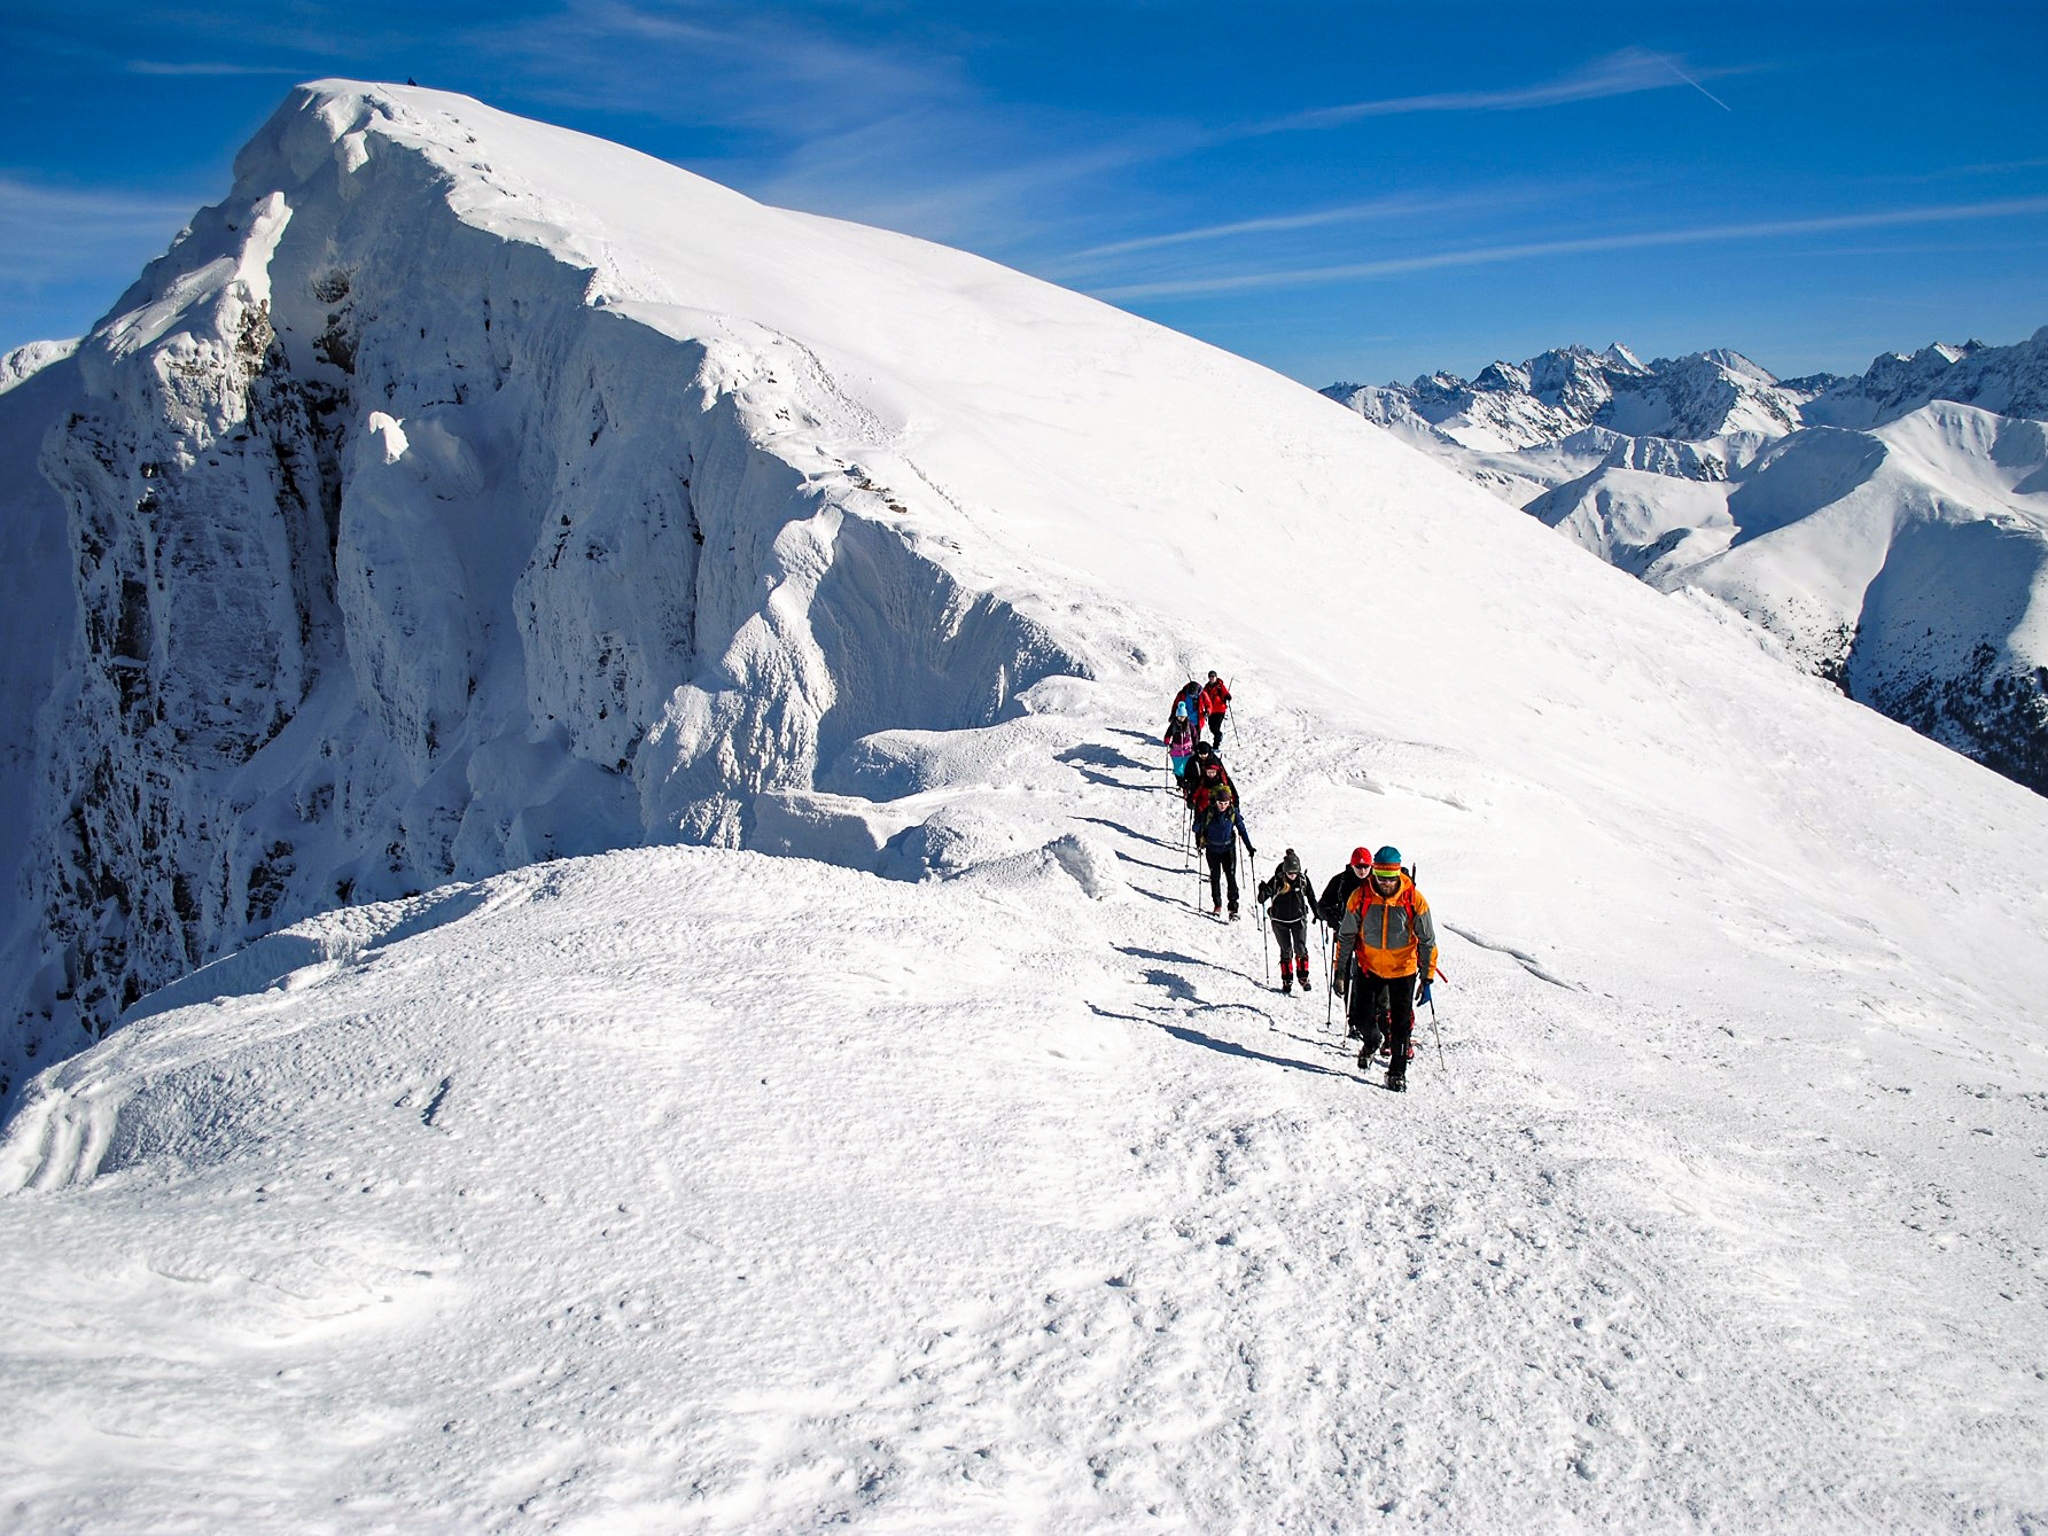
[1805,327,2048,429]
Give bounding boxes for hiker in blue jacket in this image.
[1193,785,1254,918]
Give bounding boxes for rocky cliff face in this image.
[1,85,1086,1093]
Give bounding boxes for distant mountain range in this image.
[1326,330,2048,795]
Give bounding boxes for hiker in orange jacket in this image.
[1334,846,1437,1091]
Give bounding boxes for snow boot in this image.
[1386,1066,1407,1093]
[1281,979,1293,996]
[1297,966,1311,992]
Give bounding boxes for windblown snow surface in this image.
[2,84,2046,1531]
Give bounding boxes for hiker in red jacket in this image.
[1199,671,1232,747]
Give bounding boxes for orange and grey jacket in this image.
[1338,875,1436,981]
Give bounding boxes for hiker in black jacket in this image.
[1317,847,1374,1025]
[1256,849,1321,994]
[1318,847,1373,926]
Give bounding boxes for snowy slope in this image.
[2,81,2047,1527]
[3,758,2044,1529]
[0,770,2039,1531]
[1528,401,2048,789]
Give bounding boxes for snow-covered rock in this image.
[0,338,78,396]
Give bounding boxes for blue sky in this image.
[3,1,2045,386]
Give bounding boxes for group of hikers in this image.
[1163,675,1438,1093]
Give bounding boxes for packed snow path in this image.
[4,704,2042,1532]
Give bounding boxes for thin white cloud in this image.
[483,0,963,138]
[1050,182,1588,275]
[1064,195,1476,262]
[0,177,196,231]
[0,177,197,286]
[1255,47,1739,134]
[124,60,307,77]
[1097,195,2048,300]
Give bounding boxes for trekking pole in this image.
[1258,896,1269,983]
[1428,996,1448,1075]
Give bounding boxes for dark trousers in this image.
[1347,970,1416,1060]
[1205,845,1239,911]
[1208,713,1226,746]
[1273,918,1310,973]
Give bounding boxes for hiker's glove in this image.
[1415,981,1433,1008]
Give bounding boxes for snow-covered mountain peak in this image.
[1338,324,2048,793]
[1328,339,1809,454]
[1601,341,1647,372]
[3,83,2047,1528]
[1469,358,1530,393]
[1689,346,1778,385]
